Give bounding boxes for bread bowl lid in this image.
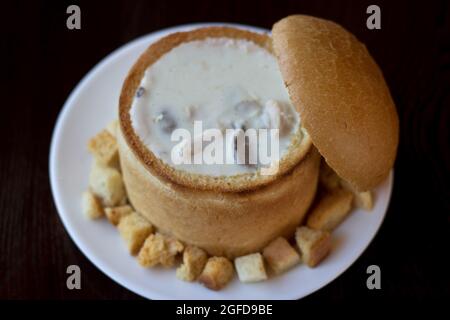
[272,15,399,191]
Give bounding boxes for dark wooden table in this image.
[1,0,449,301]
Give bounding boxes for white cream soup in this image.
[130,37,301,176]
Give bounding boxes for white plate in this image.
[49,23,393,300]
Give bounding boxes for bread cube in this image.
[176,246,208,281]
[295,226,331,267]
[104,205,133,226]
[138,233,184,268]
[340,179,374,210]
[307,188,354,231]
[198,257,234,291]
[234,253,267,283]
[319,161,341,190]
[89,162,126,207]
[262,237,300,275]
[353,190,373,210]
[88,130,119,168]
[81,190,103,219]
[118,212,153,255]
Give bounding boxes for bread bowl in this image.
[117,15,398,258]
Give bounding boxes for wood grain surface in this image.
[1,0,449,300]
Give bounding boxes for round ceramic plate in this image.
[49,23,393,300]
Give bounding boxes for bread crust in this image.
[119,26,312,192]
[117,26,321,258]
[273,15,399,191]
[118,127,320,258]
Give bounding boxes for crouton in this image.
[306,188,354,231]
[340,179,374,210]
[295,226,331,267]
[81,190,103,219]
[353,190,373,210]
[319,160,374,211]
[234,253,267,283]
[176,246,208,281]
[138,233,184,268]
[118,212,153,255]
[198,257,234,291]
[88,130,119,168]
[106,120,119,138]
[104,205,133,226]
[262,237,300,275]
[319,161,341,190]
[89,162,126,207]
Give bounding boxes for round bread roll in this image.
[273,15,399,191]
[119,27,312,193]
[118,26,321,258]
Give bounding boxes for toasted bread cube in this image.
[81,190,103,219]
[234,253,267,283]
[307,188,354,231]
[262,237,300,275]
[295,226,331,267]
[176,246,208,281]
[319,161,341,190]
[118,212,153,255]
[104,205,133,226]
[138,233,184,268]
[198,257,234,291]
[106,120,119,138]
[353,191,373,210]
[340,179,374,210]
[89,162,126,207]
[88,130,119,168]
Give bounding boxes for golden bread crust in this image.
[119,26,312,192]
[273,15,399,191]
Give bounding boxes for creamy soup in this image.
[130,37,301,176]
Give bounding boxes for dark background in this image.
[1,0,449,301]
